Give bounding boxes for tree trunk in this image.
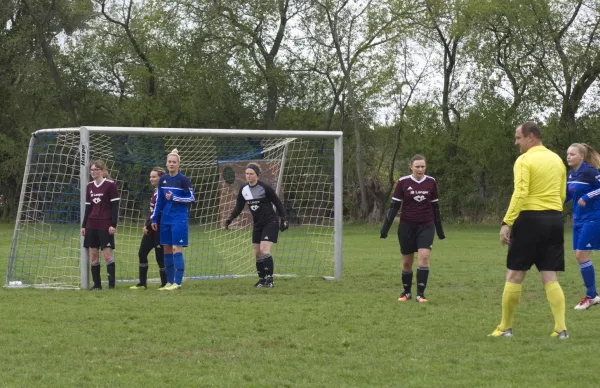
[39,37,77,125]
[346,77,369,218]
[265,57,277,130]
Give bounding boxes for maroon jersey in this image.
[85,178,120,229]
[149,189,158,218]
[145,188,160,229]
[392,175,439,226]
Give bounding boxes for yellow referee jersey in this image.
[503,145,566,226]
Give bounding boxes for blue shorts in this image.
[160,223,188,247]
[573,223,600,251]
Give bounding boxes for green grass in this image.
[0,223,598,387]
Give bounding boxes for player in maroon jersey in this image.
[380,154,445,303]
[81,160,120,290]
[130,167,167,290]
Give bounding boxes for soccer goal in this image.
[6,127,343,289]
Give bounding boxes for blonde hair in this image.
[167,149,180,163]
[91,160,111,179]
[570,143,600,169]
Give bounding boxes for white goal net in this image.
[7,127,343,289]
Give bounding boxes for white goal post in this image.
[7,127,343,289]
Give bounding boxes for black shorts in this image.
[84,228,115,250]
[397,223,434,255]
[507,211,564,271]
[252,221,279,244]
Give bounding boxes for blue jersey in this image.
[566,162,600,224]
[151,172,195,225]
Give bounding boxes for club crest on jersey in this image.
[250,204,259,211]
[92,197,101,204]
[414,195,426,202]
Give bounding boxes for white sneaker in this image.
[574,295,600,310]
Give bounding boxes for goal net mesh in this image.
[7,131,335,288]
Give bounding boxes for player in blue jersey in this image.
[151,149,195,291]
[566,143,600,310]
[131,167,167,290]
[224,164,288,288]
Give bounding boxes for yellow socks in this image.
[499,282,522,331]
[544,281,566,332]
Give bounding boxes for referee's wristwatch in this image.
[501,221,508,226]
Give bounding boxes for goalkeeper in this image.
[380,154,445,303]
[225,163,289,288]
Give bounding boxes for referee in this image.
[489,121,568,339]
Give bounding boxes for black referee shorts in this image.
[252,220,279,244]
[397,223,434,255]
[507,210,564,272]
[84,228,115,250]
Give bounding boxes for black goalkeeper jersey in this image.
[232,181,286,227]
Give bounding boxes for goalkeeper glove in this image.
[280,218,289,232]
[224,218,232,229]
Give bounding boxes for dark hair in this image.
[410,154,426,165]
[520,121,542,139]
[151,166,166,176]
[246,163,261,176]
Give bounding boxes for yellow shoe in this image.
[164,283,182,291]
[158,283,172,291]
[488,327,513,337]
[129,284,147,290]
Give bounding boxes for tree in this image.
[207,0,307,130]
[20,0,93,125]
[311,0,416,218]
[96,0,156,98]
[525,0,600,147]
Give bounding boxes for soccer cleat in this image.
[397,292,412,302]
[264,276,274,288]
[550,330,569,339]
[130,283,147,290]
[574,295,600,310]
[158,283,172,291]
[254,279,266,288]
[488,327,513,337]
[164,283,182,291]
[89,285,102,291]
[416,294,428,303]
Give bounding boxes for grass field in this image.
[1,223,598,387]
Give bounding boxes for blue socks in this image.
[164,253,174,284]
[580,260,597,298]
[173,252,185,285]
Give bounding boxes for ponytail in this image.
[583,144,600,170]
[571,143,600,170]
